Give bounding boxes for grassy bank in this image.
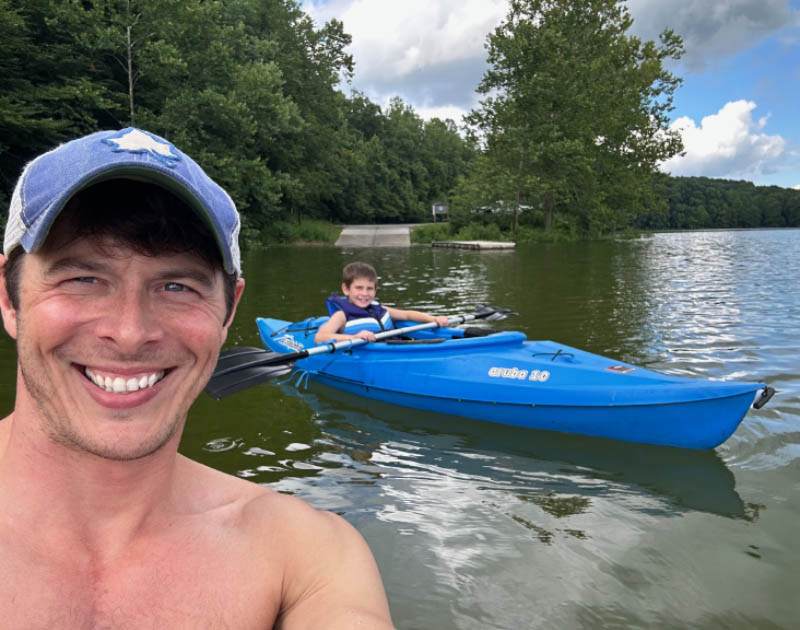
[411,222,583,244]
[243,219,342,247]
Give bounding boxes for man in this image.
[0,128,394,628]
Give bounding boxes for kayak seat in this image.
[281,316,329,335]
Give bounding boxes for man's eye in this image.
[71,276,97,284]
[164,282,189,292]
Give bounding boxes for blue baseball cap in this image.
[4,127,241,275]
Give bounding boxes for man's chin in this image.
[52,416,182,462]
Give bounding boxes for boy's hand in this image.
[434,315,450,327]
[353,330,377,342]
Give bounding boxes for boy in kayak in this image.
[315,261,450,343]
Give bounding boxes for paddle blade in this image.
[205,346,294,399]
[205,363,293,399]
[214,346,272,372]
[474,304,515,321]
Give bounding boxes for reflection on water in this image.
[2,230,797,628]
[297,383,750,521]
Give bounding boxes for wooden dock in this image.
[431,240,515,250]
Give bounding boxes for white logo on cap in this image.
[105,129,179,165]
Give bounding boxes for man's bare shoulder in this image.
[173,453,376,565]
[175,454,376,565]
[174,453,285,516]
[175,456,393,628]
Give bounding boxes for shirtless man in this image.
[0,128,393,628]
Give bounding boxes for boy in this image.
[315,261,450,343]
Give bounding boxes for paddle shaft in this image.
[306,314,477,356]
[213,312,487,377]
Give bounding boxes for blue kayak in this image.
[256,316,773,450]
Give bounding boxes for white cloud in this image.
[413,104,469,124]
[661,100,787,179]
[306,0,506,81]
[304,0,506,110]
[628,0,799,71]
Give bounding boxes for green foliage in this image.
[254,219,340,245]
[0,0,126,200]
[411,223,453,243]
[638,176,800,230]
[292,219,341,243]
[453,222,507,242]
[465,0,684,236]
[515,224,579,243]
[412,220,581,245]
[0,0,474,235]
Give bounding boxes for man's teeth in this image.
[84,368,165,393]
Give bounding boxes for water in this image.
[1,229,798,628]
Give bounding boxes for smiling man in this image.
[0,128,393,628]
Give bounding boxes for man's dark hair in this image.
[3,179,238,322]
[342,261,378,287]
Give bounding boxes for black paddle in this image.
[205,304,513,399]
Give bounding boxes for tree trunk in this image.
[127,24,135,124]
[543,191,554,231]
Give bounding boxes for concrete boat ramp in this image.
[335,224,411,247]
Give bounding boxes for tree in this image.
[466,0,684,235]
[419,118,475,208]
[0,0,127,216]
[1,0,475,232]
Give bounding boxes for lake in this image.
[1,229,798,628]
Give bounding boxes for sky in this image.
[303,0,800,189]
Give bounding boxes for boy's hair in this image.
[4,179,238,322]
[342,261,378,287]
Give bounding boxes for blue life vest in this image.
[325,294,393,334]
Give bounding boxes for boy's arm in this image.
[314,311,346,343]
[314,311,376,343]
[386,306,449,327]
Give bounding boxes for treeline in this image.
[2,0,797,242]
[0,0,473,242]
[638,176,800,230]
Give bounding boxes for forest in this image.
[1,0,798,245]
[638,175,800,230]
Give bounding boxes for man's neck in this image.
[0,411,182,560]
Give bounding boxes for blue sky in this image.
[304,0,800,189]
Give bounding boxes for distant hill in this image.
[637,176,800,230]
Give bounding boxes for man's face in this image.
[0,228,243,461]
[342,277,376,309]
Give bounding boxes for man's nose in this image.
[95,290,164,352]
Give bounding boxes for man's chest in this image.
[0,535,282,629]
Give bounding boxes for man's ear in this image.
[0,255,18,340]
[222,277,246,331]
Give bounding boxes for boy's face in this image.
[342,276,376,309]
